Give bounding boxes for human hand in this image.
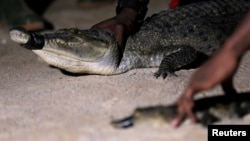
[171,46,240,127]
[91,8,138,51]
[172,12,250,128]
[171,87,196,127]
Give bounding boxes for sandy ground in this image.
[1,0,250,141]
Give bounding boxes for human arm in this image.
[171,11,250,128]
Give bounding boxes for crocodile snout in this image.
[9,27,45,50]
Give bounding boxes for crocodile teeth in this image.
[67,42,79,47]
[56,38,82,47]
[56,38,66,45]
[9,27,30,44]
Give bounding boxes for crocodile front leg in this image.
[154,45,198,79]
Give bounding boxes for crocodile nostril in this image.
[9,27,30,44]
[9,27,45,50]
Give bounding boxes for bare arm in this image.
[171,11,250,127]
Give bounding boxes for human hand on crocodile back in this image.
[91,0,149,52]
[91,8,139,52]
[171,11,250,128]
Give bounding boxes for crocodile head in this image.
[10,27,121,75]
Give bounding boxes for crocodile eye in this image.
[69,28,79,34]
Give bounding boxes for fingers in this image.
[171,88,197,128]
[90,21,126,47]
[114,24,126,46]
[171,106,196,127]
[171,108,185,127]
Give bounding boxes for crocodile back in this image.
[125,0,250,56]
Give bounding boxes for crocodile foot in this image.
[154,70,177,79]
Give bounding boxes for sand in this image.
[1,0,250,141]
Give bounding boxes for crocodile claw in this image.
[9,27,45,50]
[154,70,177,79]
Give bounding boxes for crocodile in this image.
[111,93,250,128]
[9,0,250,78]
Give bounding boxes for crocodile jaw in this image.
[33,51,111,74]
[10,27,121,75]
[34,38,120,75]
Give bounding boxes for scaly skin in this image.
[9,0,250,78]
